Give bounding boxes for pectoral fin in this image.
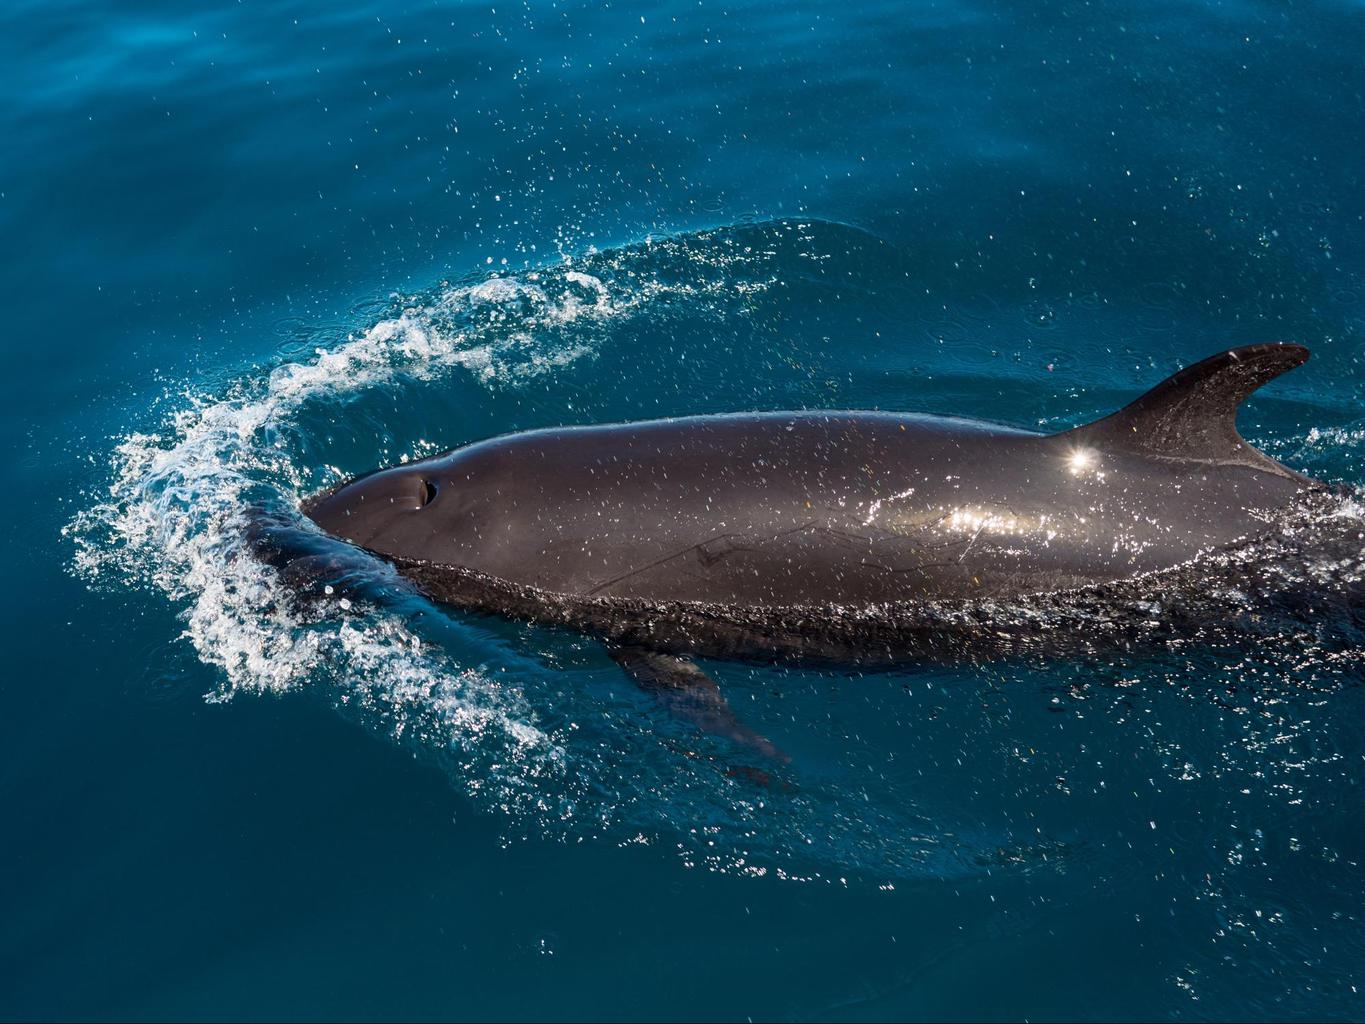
[608,645,789,763]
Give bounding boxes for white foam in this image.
[65,249,776,823]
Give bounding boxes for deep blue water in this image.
[5,0,1365,1019]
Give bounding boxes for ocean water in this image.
[4,0,1365,1019]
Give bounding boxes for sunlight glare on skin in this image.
[1068,447,1097,476]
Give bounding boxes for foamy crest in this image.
[65,243,779,823]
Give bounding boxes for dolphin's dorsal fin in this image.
[1063,343,1310,480]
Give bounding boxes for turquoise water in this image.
[5,0,1365,1018]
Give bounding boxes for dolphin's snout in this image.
[303,464,441,551]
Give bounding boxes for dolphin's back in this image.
[424,415,1304,605]
[306,345,1314,608]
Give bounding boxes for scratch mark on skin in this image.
[585,522,819,596]
[958,523,987,563]
[587,518,989,599]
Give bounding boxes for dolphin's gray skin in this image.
[297,344,1319,757]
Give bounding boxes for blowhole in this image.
[421,480,438,507]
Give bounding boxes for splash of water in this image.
[62,226,843,839]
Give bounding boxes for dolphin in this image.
[294,343,1319,757]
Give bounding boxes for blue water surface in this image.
[4,0,1365,1019]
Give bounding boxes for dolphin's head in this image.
[302,460,446,559]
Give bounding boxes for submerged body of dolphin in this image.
[296,344,1319,757]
